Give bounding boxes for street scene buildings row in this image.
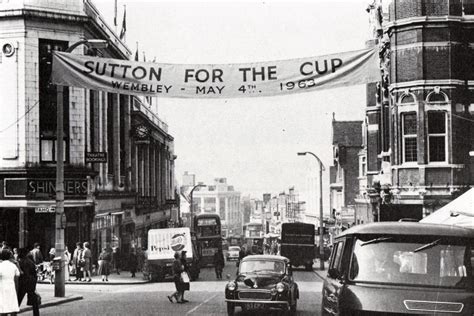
[0,0,177,264]
[0,0,472,261]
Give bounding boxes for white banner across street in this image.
[51,48,380,99]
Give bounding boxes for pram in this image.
[37,262,54,284]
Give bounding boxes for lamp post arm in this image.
[305,151,325,171]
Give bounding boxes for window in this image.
[40,139,66,162]
[402,113,417,163]
[359,156,367,177]
[39,39,69,162]
[219,197,226,221]
[463,0,474,15]
[329,241,344,273]
[428,112,447,162]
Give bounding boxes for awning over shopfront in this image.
[420,188,474,228]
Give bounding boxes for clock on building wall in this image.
[134,125,149,138]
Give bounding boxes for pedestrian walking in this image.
[12,248,19,261]
[129,250,138,278]
[72,242,83,281]
[213,249,225,279]
[180,251,190,302]
[0,249,20,315]
[29,243,43,265]
[64,246,71,282]
[98,247,111,282]
[167,251,184,303]
[81,242,92,282]
[112,246,121,275]
[17,248,40,316]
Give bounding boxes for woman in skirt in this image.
[98,247,111,282]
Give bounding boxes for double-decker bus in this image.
[243,222,264,254]
[194,214,222,266]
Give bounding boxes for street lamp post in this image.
[298,151,326,270]
[54,39,107,297]
[189,184,205,232]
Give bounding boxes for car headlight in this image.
[227,281,236,291]
[276,282,285,293]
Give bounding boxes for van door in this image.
[322,239,345,315]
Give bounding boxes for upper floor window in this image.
[402,113,417,163]
[359,156,367,177]
[428,112,447,162]
[400,93,415,104]
[463,0,474,15]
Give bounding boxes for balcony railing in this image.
[132,98,169,133]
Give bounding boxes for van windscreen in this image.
[349,236,473,289]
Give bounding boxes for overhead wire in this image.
[0,100,39,133]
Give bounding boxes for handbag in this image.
[180,271,190,283]
[27,291,41,306]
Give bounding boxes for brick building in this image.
[0,0,176,260]
[362,0,474,222]
[329,117,363,227]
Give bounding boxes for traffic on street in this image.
[32,258,325,315]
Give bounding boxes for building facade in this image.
[362,0,474,222]
[0,0,176,261]
[190,178,241,237]
[329,117,363,228]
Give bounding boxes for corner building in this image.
[0,0,176,260]
[366,0,474,220]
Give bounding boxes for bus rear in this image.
[194,214,222,267]
[280,222,315,270]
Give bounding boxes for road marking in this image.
[185,293,218,315]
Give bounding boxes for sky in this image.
[92,0,372,212]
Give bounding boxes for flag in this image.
[119,5,126,40]
[114,0,117,27]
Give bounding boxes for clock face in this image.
[2,43,15,57]
[136,125,148,138]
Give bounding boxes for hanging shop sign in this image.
[51,47,380,99]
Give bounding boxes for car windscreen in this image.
[239,260,286,275]
[349,236,473,289]
[229,247,240,252]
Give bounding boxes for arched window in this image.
[426,89,448,103]
[400,93,415,104]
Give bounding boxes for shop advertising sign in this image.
[51,47,380,99]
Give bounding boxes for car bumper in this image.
[225,299,289,307]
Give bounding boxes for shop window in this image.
[428,112,447,162]
[402,113,417,163]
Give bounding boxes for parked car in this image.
[227,246,240,261]
[225,255,299,315]
[321,222,474,315]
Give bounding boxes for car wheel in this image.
[226,303,235,316]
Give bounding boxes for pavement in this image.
[312,259,329,281]
[21,271,148,313]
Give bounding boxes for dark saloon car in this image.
[322,222,474,315]
[225,255,299,315]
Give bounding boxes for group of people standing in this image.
[167,251,191,304]
[0,242,40,316]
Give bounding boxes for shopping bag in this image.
[180,271,190,283]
